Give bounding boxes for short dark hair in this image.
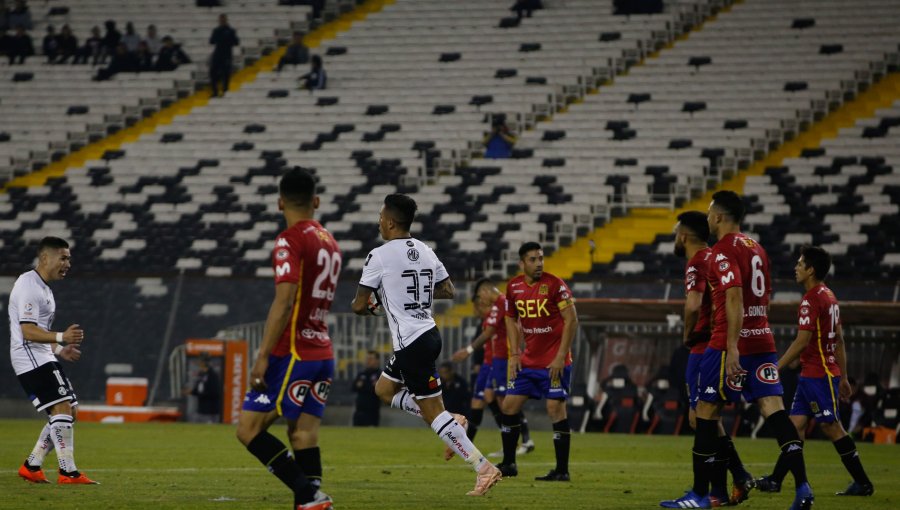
[38,237,69,254]
[800,245,831,280]
[518,241,542,259]
[471,277,493,302]
[677,210,709,240]
[710,190,745,223]
[311,55,322,68]
[366,350,379,359]
[383,194,416,231]
[279,166,317,207]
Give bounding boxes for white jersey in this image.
[8,270,57,375]
[359,237,449,350]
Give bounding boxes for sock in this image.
[520,412,532,443]
[833,435,871,486]
[431,411,488,472]
[719,434,749,480]
[246,431,315,505]
[771,451,789,485]
[710,440,728,496]
[25,422,53,469]
[390,390,422,419]
[468,408,483,440]
[487,400,502,428]
[295,447,322,489]
[500,413,521,466]
[552,419,571,474]
[49,414,77,475]
[766,410,808,487]
[692,418,719,497]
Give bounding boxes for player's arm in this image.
[505,315,522,373]
[452,325,496,362]
[724,286,743,377]
[549,303,578,380]
[351,285,376,315]
[834,323,852,400]
[250,281,297,390]
[683,290,703,346]
[777,329,812,369]
[433,277,455,299]
[21,323,83,345]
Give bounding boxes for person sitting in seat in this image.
[155,36,190,71]
[298,54,326,91]
[277,31,309,72]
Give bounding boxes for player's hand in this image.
[62,324,84,345]
[250,356,268,392]
[58,344,81,362]
[725,347,744,380]
[509,354,521,379]
[839,378,852,402]
[547,355,565,382]
[451,348,469,362]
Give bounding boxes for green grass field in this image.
[0,419,896,509]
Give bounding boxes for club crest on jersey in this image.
[756,363,779,384]
[800,307,809,316]
[539,284,549,295]
[718,261,730,272]
[407,248,420,261]
[276,249,289,260]
[742,238,756,247]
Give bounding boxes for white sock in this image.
[49,414,77,474]
[26,423,53,468]
[431,411,488,472]
[390,389,422,419]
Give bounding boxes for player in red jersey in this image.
[235,167,338,510]
[661,211,753,509]
[497,242,577,481]
[755,246,873,496]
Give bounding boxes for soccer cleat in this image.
[18,464,49,484]
[730,474,755,504]
[442,413,469,461]
[296,490,333,510]
[835,481,874,496]
[534,469,570,482]
[754,474,781,493]
[704,493,729,508]
[659,490,708,509]
[57,472,99,485]
[496,462,518,477]
[466,462,501,496]
[516,439,536,455]
[788,483,813,510]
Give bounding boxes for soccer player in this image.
[452,295,496,445]
[497,241,577,481]
[350,193,502,496]
[663,191,813,510]
[236,168,338,510]
[755,246,874,496]
[10,236,97,485]
[661,212,753,508]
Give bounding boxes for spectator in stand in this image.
[155,36,191,71]
[0,1,8,33]
[135,40,154,71]
[208,14,239,98]
[483,116,517,159]
[94,42,137,80]
[7,0,31,31]
[6,24,32,64]
[42,25,58,63]
[121,21,140,53]
[143,24,161,54]
[510,0,543,20]
[276,31,309,72]
[439,362,472,417]
[100,20,121,64]
[351,351,382,427]
[297,54,326,91]
[74,25,102,65]
[56,25,78,64]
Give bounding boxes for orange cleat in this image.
[18,465,49,484]
[58,472,99,485]
[467,462,502,496]
[443,413,469,461]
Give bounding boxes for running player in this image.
[351,193,501,497]
[662,211,753,507]
[497,242,577,481]
[663,191,814,510]
[236,167,338,510]
[452,295,495,444]
[10,237,97,485]
[756,246,874,497]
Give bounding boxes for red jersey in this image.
[798,284,842,378]
[480,315,493,364]
[505,272,574,369]
[708,232,775,355]
[485,294,509,359]
[685,247,713,354]
[271,219,341,360]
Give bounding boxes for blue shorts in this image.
[507,366,572,400]
[685,353,703,410]
[473,362,492,401]
[697,348,783,404]
[790,376,840,423]
[242,355,334,419]
[491,358,509,395]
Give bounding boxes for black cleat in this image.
[755,474,781,493]
[836,481,874,496]
[534,469,570,482]
[496,462,518,477]
[731,474,755,504]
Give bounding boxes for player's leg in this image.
[815,376,873,496]
[758,378,810,493]
[467,360,492,441]
[498,383,529,476]
[534,397,570,481]
[468,397,486,440]
[375,354,425,419]
[290,361,333,492]
[20,419,53,482]
[717,419,753,503]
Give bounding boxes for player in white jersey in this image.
[351,194,502,497]
[8,237,97,485]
